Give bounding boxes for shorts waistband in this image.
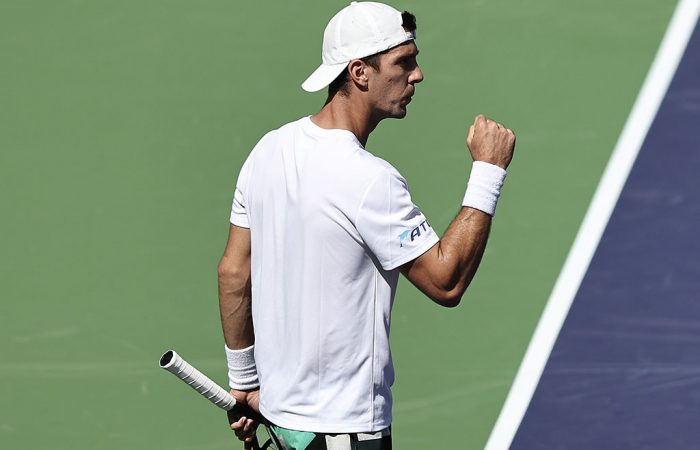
[269,425,391,450]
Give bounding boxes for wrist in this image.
[225,344,260,390]
[462,161,507,216]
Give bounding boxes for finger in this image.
[231,416,247,431]
[235,419,258,442]
[235,429,252,442]
[467,124,475,145]
[243,418,255,434]
[474,114,485,127]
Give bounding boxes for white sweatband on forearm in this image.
[462,161,507,216]
[225,344,260,390]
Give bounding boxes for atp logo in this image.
[399,220,432,247]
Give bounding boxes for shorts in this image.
[269,425,391,450]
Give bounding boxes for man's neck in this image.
[310,95,380,147]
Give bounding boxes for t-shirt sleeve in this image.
[229,156,251,228]
[356,168,439,271]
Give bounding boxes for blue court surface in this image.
[511,12,700,450]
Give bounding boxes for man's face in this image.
[367,41,424,119]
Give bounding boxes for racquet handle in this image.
[160,350,273,450]
[160,349,237,410]
[159,349,266,424]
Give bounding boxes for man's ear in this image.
[348,59,370,90]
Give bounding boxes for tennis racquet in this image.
[159,349,279,450]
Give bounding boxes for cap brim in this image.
[301,62,348,92]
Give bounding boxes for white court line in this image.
[484,1,700,449]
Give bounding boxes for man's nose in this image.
[411,65,424,84]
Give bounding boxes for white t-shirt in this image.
[230,116,438,433]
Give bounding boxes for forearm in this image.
[434,206,492,293]
[218,259,254,349]
[217,226,259,396]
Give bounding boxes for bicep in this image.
[219,224,252,275]
[399,242,461,307]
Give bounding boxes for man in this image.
[218,2,516,449]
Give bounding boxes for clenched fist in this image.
[467,114,516,169]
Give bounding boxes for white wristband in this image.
[462,161,507,216]
[225,344,260,390]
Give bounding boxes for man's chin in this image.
[390,106,408,119]
[378,105,409,121]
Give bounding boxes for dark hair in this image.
[327,11,417,100]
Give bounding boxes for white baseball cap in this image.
[301,1,416,92]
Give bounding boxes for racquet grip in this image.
[160,349,237,411]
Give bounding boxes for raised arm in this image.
[400,115,516,307]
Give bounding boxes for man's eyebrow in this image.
[398,50,419,60]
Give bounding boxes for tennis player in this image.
[218,2,516,449]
